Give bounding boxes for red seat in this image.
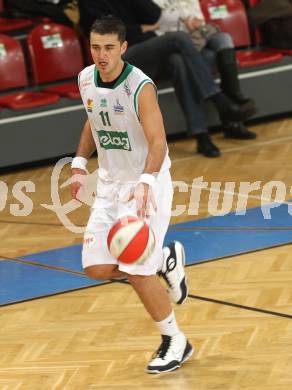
[0,17,33,32]
[0,34,59,109]
[200,0,251,47]
[236,50,283,67]
[27,23,83,99]
[247,0,261,6]
[44,81,81,99]
[267,48,292,57]
[0,91,60,109]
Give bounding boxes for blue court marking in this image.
[0,260,103,306]
[2,202,292,305]
[166,203,292,264]
[19,203,292,270]
[20,244,83,272]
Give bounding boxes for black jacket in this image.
[79,0,161,46]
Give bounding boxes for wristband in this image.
[71,156,88,171]
[138,173,156,187]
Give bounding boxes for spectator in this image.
[79,0,256,158]
[153,0,257,140]
[5,0,76,26]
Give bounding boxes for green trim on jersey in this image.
[94,62,133,89]
[134,79,155,119]
[77,72,81,89]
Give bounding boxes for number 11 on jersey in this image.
[99,111,111,126]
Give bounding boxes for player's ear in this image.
[121,40,128,55]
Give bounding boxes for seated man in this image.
[79,0,256,158]
[153,0,257,140]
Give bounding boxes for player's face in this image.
[90,33,128,79]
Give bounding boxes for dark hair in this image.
[90,15,126,43]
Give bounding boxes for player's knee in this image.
[84,265,115,280]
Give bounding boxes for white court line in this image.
[171,133,292,164]
[0,104,84,125]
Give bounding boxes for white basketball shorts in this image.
[82,170,173,276]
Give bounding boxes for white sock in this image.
[155,311,181,337]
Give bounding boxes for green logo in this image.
[100,98,107,108]
[96,130,132,151]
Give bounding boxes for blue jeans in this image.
[124,31,221,135]
[202,32,234,70]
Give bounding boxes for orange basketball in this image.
[107,216,155,264]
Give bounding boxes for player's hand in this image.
[141,23,160,33]
[126,183,157,218]
[71,168,87,201]
[183,17,203,31]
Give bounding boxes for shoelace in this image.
[153,335,172,360]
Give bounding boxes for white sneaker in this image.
[160,241,188,304]
[147,332,193,374]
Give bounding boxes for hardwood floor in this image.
[1,117,292,389]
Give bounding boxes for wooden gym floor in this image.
[0,117,292,389]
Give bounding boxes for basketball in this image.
[107,216,155,264]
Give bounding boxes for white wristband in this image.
[138,173,156,187]
[71,156,88,171]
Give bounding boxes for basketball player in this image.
[70,15,193,374]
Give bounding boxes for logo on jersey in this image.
[124,80,131,97]
[100,98,107,108]
[97,130,132,151]
[114,99,124,114]
[87,99,93,112]
[81,76,91,90]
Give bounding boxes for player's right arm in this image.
[71,119,96,201]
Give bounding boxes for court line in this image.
[0,219,75,227]
[0,219,84,227]
[171,227,292,231]
[171,133,292,164]
[0,133,291,230]
[2,250,292,318]
[2,218,292,231]
[0,254,87,277]
[188,294,292,319]
[0,281,114,308]
[185,240,292,268]
[115,278,292,320]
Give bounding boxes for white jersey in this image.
[78,62,171,182]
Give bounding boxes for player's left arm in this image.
[139,82,167,175]
[129,82,167,218]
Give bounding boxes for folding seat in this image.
[27,23,84,99]
[0,0,33,32]
[236,50,283,67]
[201,0,284,67]
[0,17,33,33]
[200,0,251,47]
[0,34,59,109]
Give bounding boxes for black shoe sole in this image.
[146,340,194,374]
[197,146,221,158]
[221,105,257,123]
